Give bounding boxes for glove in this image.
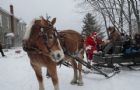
[93,50,97,53]
[104,40,110,44]
[86,45,91,50]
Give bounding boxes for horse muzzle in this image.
[51,50,64,62]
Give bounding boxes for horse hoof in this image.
[77,81,84,86]
[77,82,84,86]
[70,81,77,85]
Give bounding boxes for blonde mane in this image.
[23,18,41,40]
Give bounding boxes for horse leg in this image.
[77,63,83,86]
[47,63,59,90]
[70,60,78,85]
[31,64,44,90]
[77,50,84,86]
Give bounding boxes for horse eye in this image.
[48,35,54,39]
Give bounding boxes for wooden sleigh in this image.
[91,41,140,77]
[93,52,140,70]
[61,41,140,78]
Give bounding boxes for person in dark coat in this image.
[0,42,5,57]
[134,33,140,50]
[103,26,121,54]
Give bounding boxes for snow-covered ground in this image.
[0,47,140,90]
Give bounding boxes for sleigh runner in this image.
[62,53,120,78]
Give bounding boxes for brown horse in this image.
[22,17,64,90]
[58,30,84,86]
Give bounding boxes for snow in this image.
[5,33,15,37]
[0,47,140,90]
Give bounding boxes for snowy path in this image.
[0,47,140,90]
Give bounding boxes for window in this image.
[0,13,2,27]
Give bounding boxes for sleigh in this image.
[91,41,140,77]
[62,41,140,78]
[93,52,140,69]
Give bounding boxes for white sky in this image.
[0,0,84,33]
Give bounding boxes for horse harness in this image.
[23,24,60,57]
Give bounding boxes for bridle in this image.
[23,23,60,56]
[39,26,59,52]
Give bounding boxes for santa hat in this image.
[90,32,97,37]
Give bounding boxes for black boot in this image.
[0,50,5,57]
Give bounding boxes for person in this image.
[134,33,140,50]
[120,33,126,42]
[103,26,121,54]
[121,34,132,53]
[0,42,5,57]
[84,32,102,64]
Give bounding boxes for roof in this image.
[0,7,11,16]
[0,6,19,20]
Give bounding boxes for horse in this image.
[40,20,84,86]
[22,17,64,90]
[58,30,84,86]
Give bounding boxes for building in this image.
[0,5,26,48]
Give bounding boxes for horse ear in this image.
[51,18,56,26]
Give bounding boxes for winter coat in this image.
[109,30,121,43]
[84,35,102,52]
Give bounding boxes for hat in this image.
[107,26,115,32]
[90,32,97,37]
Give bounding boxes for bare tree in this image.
[81,0,140,36]
[130,0,140,33]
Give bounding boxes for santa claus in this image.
[84,32,102,64]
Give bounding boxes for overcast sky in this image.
[1,0,84,32]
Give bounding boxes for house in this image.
[0,5,26,48]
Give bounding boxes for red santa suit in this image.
[84,32,101,61]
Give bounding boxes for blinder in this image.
[38,26,60,53]
[39,26,59,42]
[39,27,48,43]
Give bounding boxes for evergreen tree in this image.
[82,13,104,39]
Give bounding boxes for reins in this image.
[24,46,50,57]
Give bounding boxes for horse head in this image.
[23,16,64,62]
